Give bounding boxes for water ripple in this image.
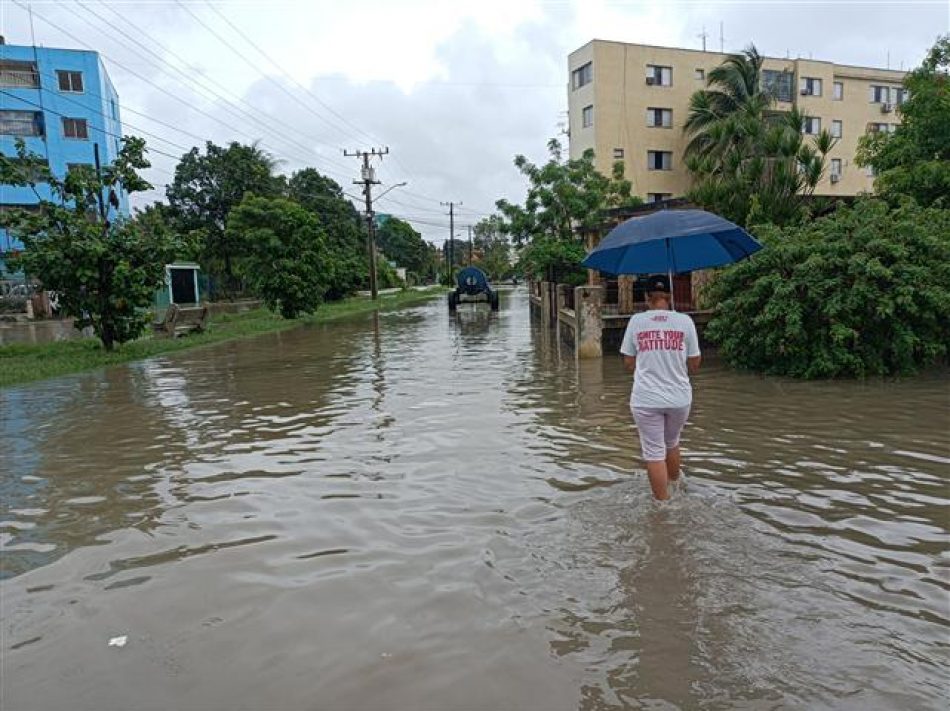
[1,290,947,710]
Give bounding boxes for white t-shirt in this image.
[620,310,701,409]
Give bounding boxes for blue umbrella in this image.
[581,210,763,295]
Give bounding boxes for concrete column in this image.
[575,285,603,359]
[539,281,553,326]
[618,275,636,314]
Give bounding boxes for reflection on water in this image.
[1,289,948,710]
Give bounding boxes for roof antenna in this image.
[719,21,725,53]
[697,26,708,52]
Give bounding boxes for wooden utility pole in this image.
[440,200,461,276]
[344,147,389,300]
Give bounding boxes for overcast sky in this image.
[1,0,945,242]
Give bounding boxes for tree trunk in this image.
[100,320,116,351]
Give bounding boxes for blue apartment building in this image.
[1,39,128,273]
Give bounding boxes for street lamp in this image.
[368,182,408,300]
[375,181,408,202]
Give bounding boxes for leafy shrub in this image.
[706,199,950,377]
[227,196,329,319]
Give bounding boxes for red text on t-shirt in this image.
[637,329,685,352]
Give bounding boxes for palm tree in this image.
[684,46,837,226]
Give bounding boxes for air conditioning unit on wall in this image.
[881,103,893,113]
[646,76,656,86]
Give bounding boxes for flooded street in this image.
[2,288,948,710]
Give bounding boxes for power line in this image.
[11,2,261,143]
[82,0,356,176]
[110,0,487,216]
[173,0,359,147]
[0,89,182,166]
[10,0,354,186]
[64,0,354,180]
[18,67,200,155]
[201,0,381,147]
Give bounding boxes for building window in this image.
[800,77,822,96]
[866,122,894,134]
[66,162,91,173]
[762,69,793,102]
[866,165,876,177]
[0,110,44,136]
[62,117,89,140]
[833,81,843,100]
[111,99,118,120]
[581,104,593,128]
[613,147,624,160]
[0,60,40,88]
[646,107,673,128]
[56,70,84,93]
[572,62,592,90]
[830,159,842,177]
[803,116,821,135]
[831,120,842,138]
[895,87,909,105]
[646,64,672,86]
[694,68,705,81]
[647,193,672,203]
[870,85,895,103]
[6,157,49,182]
[647,151,672,171]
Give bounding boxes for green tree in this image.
[856,36,950,207]
[471,215,511,281]
[166,141,282,291]
[706,199,950,378]
[226,196,330,318]
[287,168,367,299]
[1,138,182,351]
[684,46,837,226]
[375,216,430,281]
[496,138,641,282]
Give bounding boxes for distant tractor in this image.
[448,266,499,312]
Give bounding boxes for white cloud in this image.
[1,0,944,243]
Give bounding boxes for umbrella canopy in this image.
[581,209,763,275]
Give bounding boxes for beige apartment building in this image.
[567,40,908,202]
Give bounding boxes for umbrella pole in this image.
[666,238,676,311]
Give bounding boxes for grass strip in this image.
[0,288,444,388]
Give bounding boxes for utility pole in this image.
[344,147,389,300]
[467,225,473,265]
[440,200,461,276]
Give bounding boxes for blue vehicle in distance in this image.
[448,266,499,312]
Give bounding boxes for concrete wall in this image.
[566,40,907,201]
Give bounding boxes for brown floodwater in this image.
[1,288,948,710]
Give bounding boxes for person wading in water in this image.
[620,276,701,500]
